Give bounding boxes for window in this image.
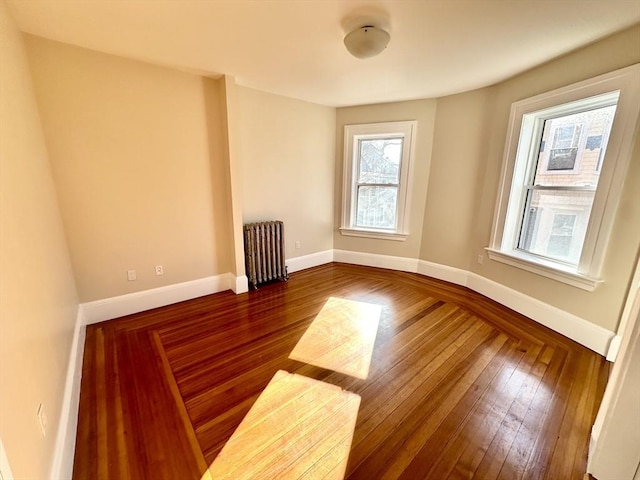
[355,138,402,229]
[340,121,417,240]
[515,101,617,267]
[547,123,582,171]
[488,64,640,290]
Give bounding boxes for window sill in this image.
[485,248,601,291]
[339,228,408,241]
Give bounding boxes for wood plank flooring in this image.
[73,263,610,479]
[289,296,382,379]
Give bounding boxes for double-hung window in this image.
[340,121,417,240]
[488,64,640,290]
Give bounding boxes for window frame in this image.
[487,64,640,291]
[340,121,417,241]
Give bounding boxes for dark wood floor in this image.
[73,263,609,479]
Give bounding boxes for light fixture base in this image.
[344,25,390,59]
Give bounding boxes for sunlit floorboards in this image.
[73,263,609,479]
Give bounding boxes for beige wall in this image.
[334,100,437,259]
[420,88,493,270]
[217,76,246,278]
[3,7,636,479]
[236,86,335,259]
[0,2,79,478]
[25,36,233,302]
[464,26,640,331]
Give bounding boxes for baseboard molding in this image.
[79,252,615,352]
[50,304,86,480]
[605,334,623,361]
[232,274,249,294]
[286,250,334,274]
[334,249,418,273]
[332,251,613,356]
[416,259,470,286]
[81,273,233,325]
[466,271,614,356]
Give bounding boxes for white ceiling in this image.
[7,0,640,107]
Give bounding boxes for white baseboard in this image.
[466,271,614,356]
[417,259,469,286]
[605,334,622,361]
[334,249,419,273]
[331,251,613,356]
[50,304,86,480]
[81,273,233,325]
[233,274,249,294]
[286,250,334,273]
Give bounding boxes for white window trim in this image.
[488,64,640,291]
[340,121,417,241]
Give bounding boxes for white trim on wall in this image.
[50,306,86,480]
[72,250,612,363]
[333,249,418,273]
[607,257,640,362]
[1,436,15,480]
[81,274,234,325]
[286,250,334,274]
[416,259,469,286]
[332,249,613,355]
[466,271,613,355]
[79,254,338,327]
[233,275,249,295]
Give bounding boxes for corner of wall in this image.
[233,274,249,294]
[0,436,15,480]
[49,305,85,480]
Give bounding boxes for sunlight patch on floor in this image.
[289,297,382,379]
[205,370,360,480]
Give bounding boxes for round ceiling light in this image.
[344,25,390,59]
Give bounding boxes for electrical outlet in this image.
[477,254,484,265]
[127,270,137,281]
[295,241,301,249]
[155,265,164,276]
[37,403,47,438]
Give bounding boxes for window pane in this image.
[548,214,576,258]
[358,138,402,184]
[534,104,616,184]
[548,148,578,171]
[518,189,595,264]
[356,185,397,229]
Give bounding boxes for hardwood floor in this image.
[73,263,610,479]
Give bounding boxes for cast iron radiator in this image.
[243,220,289,289]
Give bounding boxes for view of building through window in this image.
[518,104,617,264]
[355,138,402,229]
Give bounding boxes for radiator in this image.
[243,221,289,289]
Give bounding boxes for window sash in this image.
[488,64,640,289]
[355,184,399,230]
[341,121,417,239]
[353,137,403,231]
[516,185,596,266]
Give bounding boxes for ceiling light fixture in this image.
[344,25,390,59]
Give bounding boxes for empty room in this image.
[1,1,639,479]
